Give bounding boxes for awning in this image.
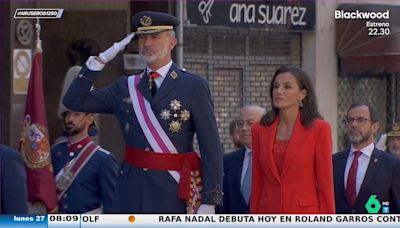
[336,4,400,75]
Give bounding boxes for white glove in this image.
[99,32,135,63]
[196,204,215,214]
[375,133,387,151]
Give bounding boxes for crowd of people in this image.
[1,11,400,214]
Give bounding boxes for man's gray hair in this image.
[169,30,176,38]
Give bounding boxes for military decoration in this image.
[180,109,190,122]
[160,99,191,133]
[148,77,155,90]
[169,120,182,133]
[160,109,171,120]
[170,99,181,111]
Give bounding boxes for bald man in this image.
[220,105,265,213]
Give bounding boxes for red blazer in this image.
[250,115,335,214]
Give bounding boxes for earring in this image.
[299,100,303,107]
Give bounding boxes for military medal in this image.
[180,109,190,122]
[148,78,154,90]
[160,109,171,120]
[169,120,182,133]
[170,99,181,111]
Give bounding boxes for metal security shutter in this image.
[184,26,301,152]
[337,73,392,151]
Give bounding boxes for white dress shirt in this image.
[146,60,172,89]
[344,142,374,195]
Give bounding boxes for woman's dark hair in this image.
[260,65,322,128]
[68,38,100,66]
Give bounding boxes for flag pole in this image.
[35,18,42,53]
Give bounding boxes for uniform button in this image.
[143,168,148,171]
[64,205,68,209]
[120,170,124,174]
[78,74,83,78]
[64,194,68,198]
[350,209,355,213]
[126,110,129,113]
[124,123,130,132]
[145,148,150,152]
[69,152,74,157]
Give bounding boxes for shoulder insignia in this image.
[170,71,178,79]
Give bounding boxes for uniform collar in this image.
[146,60,172,79]
[68,136,91,152]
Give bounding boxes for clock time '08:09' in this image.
[49,215,79,222]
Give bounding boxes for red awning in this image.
[336,4,400,75]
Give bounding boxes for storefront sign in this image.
[187,0,315,32]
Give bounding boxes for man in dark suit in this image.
[64,11,222,214]
[229,119,243,149]
[333,103,400,213]
[220,105,265,213]
[0,145,28,214]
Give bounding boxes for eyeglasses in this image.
[343,117,373,125]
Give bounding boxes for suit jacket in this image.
[64,63,223,213]
[250,115,335,214]
[220,148,250,213]
[51,137,119,213]
[333,148,400,213]
[0,145,28,214]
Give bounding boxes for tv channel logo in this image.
[365,195,389,213]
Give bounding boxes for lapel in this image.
[239,148,249,205]
[356,149,382,204]
[152,63,179,106]
[264,118,281,183]
[137,70,153,102]
[337,150,351,205]
[280,113,302,180]
[235,148,246,189]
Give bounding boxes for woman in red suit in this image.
[251,65,335,214]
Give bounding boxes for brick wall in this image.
[183,26,301,153]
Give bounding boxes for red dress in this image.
[273,140,289,176]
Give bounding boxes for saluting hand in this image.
[98,32,135,64]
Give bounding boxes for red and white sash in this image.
[127,74,181,182]
[55,141,99,202]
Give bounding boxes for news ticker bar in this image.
[1,214,400,227]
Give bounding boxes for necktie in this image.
[346,151,362,208]
[148,71,160,97]
[242,152,252,205]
